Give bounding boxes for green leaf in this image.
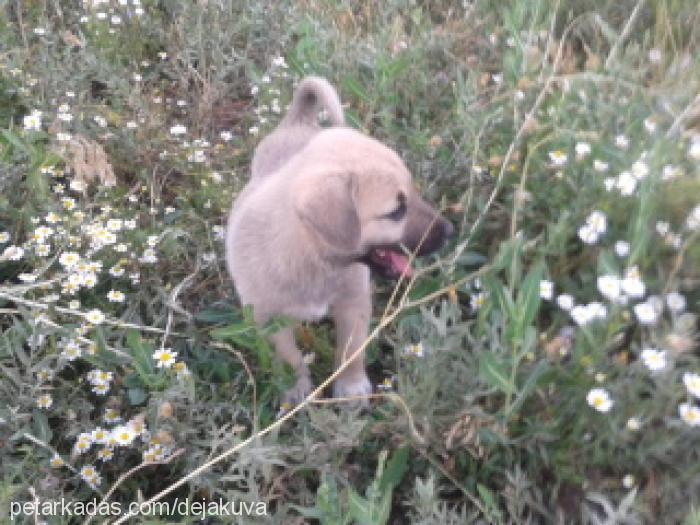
[1,129,31,156]
[127,387,147,406]
[482,276,516,320]
[477,483,502,521]
[597,250,620,276]
[125,330,161,390]
[210,322,259,346]
[379,446,409,492]
[342,76,370,102]
[479,352,512,394]
[516,261,544,330]
[492,237,523,272]
[195,304,238,324]
[347,488,392,525]
[31,410,52,443]
[507,360,550,418]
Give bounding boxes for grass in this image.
[1,0,700,523]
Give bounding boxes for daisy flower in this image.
[59,251,80,269]
[539,280,554,300]
[97,447,114,461]
[79,465,101,486]
[140,248,157,263]
[109,264,125,277]
[170,124,186,136]
[679,402,700,427]
[49,455,65,468]
[688,140,700,162]
[403,342,426,358]
[640,348,667,371]
[575,142,591,159]
[666,292,686,313]
[626,417,642,431]
[107,290,125,302]
[683,372,700,399]
[571,305,593,326]
[556,294,575,311]
[634,301,659,325]
[74,433,93,454]
[614,134,629,149]
[593,159,609,172]
[45,211,61,224]
[643,117,657,133]
[36,369,54,382]
[84,309,105,325]
[597,275,622,302]
[2,245,24,261]
[587,211,607,234]
[614,241,630,257]
[548,150,568,167]
[128,417,147,435]
[631,160,649,179]
[92,383,110,395]
[173,361,190,378]
[111,425,137,446]
[91,427,109,444]
[468,290,486,310]
[378,377,394,391]
[153,348,177,368]
[104,408,121,424]
[106,219,123,232]
[621,267,646,298]
[61,343,82,361]
[23,110,42,131]
[36,393,53,409]
[587,388,613,412]
[615,171,637,195]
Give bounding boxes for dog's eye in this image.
[384,199,406,221]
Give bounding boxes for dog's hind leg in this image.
[331,267,372,402]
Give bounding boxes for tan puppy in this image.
[225,77,452,406]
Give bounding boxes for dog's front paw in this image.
[332,373,372,405]
[281,374,314,409]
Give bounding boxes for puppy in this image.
[225,77,453,406]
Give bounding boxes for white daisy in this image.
[683,372,700,399]
[666,292,686,313]
[679,402,700,427]
[587,388,613,412]
[84,309,105,325]
[556,294,575,311]
[640,348,667,372]
[634,301,659,325]
[153,348,177,368]
[539,280,554,300]
[597,275,622,302]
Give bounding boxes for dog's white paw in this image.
[333,373,372,405]
[281,374,314,409]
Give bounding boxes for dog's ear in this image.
[296,175,360,252]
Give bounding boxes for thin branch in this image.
[605,0,645,70]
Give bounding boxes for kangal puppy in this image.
[226,77,452,406]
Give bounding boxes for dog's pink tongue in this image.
[388,251,413,278]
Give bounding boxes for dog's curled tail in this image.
[282,76,344,127]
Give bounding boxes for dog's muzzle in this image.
[361,201,453,279]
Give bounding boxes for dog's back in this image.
[250,76,344,179]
